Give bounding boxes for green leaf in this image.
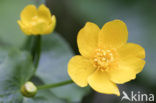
[0,48,35,103]
[0,0,35,48]
[36,32,90,103]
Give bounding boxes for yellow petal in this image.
[17,20,31,35]
[31,15,56,35]
[31,21,48,35]
[68,55,95,87]
[77,22,100,58]
[107,43,145,84]
[44,15,56,34]
[20,5,37,24]
[117,43,145,59]
[108,65,136,84]
[108,57,145,84]
[38,4,51,21]
[88,70,120,96]
[120,56,145,74]
[98,20,128,49]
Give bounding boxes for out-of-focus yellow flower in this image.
[68,20,145,96]
[17,4,56,35]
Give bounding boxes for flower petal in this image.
[38,4,52,22]
[107,43,145,84]
[31,22,48,35]
[17,20,31,35]
[98,20,128,49]
[108,57,145,84]
[77,22,100,58]
[117,43,145,59]
[88,70,120,96]
[68,56,95,87]
[21,5,37,24]
[44,15,56,34]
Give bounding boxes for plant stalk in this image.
[37,80,73,90]
[32,35,42,71]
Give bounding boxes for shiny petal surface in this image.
[88,70,120,96]
[38,4,51,21]
[77,22,100,58]
[44,15,56,34]
[68,56,95,87]
[118,43,145,59]
[31,22,48,35]
[99,20,128,49]
[108,40,145,84]
[108,57,145,84]
[21,5,37,24]
[17,20,31,35]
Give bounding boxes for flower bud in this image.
[21,81,37,97]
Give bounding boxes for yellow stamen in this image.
[93,48,116,71]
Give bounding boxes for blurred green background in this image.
[0,0,156,103]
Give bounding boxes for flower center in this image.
[93,48,115,71]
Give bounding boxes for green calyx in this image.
[21,81,37,97]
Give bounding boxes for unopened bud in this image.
[21,81,37,97]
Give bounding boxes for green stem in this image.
[22,36,42,80]
[35,0,40,6]
[22,36,33,51]
[37,80,73,90]
[22,36,41,67]
[32,35,42,70]
[35,0,45,6]
[23,36,42,72]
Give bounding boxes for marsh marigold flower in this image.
[17,4,56,35]
[68,20,145,96]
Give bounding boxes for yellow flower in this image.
[17,4,56,35]
[68,20,145,96]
